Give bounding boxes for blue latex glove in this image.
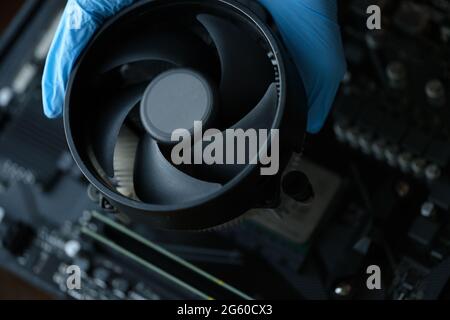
[42,0,346,133]
[259,0,347,133]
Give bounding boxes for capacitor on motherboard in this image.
[386,61,407,89]
[420,201,435,218]
[385,145,400,167]
[371,139,387,161]
[425,79,446,107]
[411,158,427,177]
[111,278,130,296]
[358,133,373,155]
[74,256,91,272]
[365,29,386,50]
[93,267,110,287]
[0,87,13,109]
[398,152,413,173]
[425,163,441,181]
[0,206,5,224]
[87,184,101,203]
[64,240,81,258]
[346,127,360,148]
[333,122,348,143]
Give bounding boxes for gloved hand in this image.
[42,0,346,133]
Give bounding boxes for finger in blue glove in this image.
[259,0,347,133]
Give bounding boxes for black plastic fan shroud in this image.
[64,0,307,230]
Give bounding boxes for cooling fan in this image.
[64,0,307,230]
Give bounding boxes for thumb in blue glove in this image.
[42,0,346,134]
[42,0,135,119]
[259,0,347,133]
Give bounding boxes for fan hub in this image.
[140,69,215,144]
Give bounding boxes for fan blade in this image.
[193,83,278,183]
[197,14,274,125]
[134,135,221,205]
[92,84,147,177]
[99,31,210,74]
[231,83,278,130]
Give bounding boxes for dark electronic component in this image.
[402,130,431,155]
[430,180,450,210]
[0,95,67,187]
[2,221,35,256]
[426,140,450,167]
[408,216,440,247]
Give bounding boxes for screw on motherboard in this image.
[425,79,446,107]
[425,164,441,181]
[420,202,435,218]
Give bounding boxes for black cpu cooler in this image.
[64,0,308,230]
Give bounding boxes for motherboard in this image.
[0,0,448,300]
